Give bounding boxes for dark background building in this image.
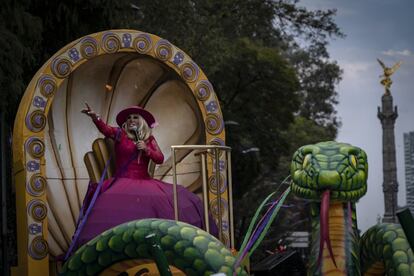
[404,131,414,215]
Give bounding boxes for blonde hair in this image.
[122,114,152,141]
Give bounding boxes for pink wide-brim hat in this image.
[116,106,158,128]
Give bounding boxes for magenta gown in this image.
[78,118,217,245]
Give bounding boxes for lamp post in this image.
[241,147,260,154]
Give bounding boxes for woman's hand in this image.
[135,140,147,151]
[81,102,99,120]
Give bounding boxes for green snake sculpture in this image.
[62,141,413,275]
[291,141,414,275]
[61,219,247,275]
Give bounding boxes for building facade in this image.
[404,131,414,214]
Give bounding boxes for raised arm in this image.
[81,102,118,139]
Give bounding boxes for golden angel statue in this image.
[377,59,402,94]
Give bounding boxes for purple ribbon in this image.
[64,155,112,261]
[65,128,139,261]
[65,149,139,261]
[234,189,289,271]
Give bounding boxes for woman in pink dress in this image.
[77,104,217,245]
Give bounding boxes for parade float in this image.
[11,29,239,275]
[10,29,414,275]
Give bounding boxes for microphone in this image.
[130,125,143,162]
[130,125,140,142]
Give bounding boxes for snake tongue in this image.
[317,190,337,269]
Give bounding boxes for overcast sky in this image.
[300,0,414,231]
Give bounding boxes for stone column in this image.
[377,93,399,223]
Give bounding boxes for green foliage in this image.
[0,0,42,116]
[277,116,337,175]
[0,1,42,272]
[0,0,344,268]
[290,49,342,129]
[218,39,300,196]
[28,0,135,59]
[21,1,342,182]
[121,0,343,197]
[272,0,344,129]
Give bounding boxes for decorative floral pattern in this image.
[205,113,224,135]
[122,33,132,48]
[27,174,46,197]
[133,34,153,54]
[51,57,72,79]
[155,39,173,61]
[80,37,98,59]
[29,236,48,260]
[209,137,225,147]
[26,137,45,159]
[210,197,228,219]
[29,223,42,235]
[195,80,213,101]
[212,159,226,172]
[28,200,47,221]
[26,110,46,132]
[38,76,57,98]
[208,173,226,194]
[27,161,40,172]
[68,48,80,62]
[33,96,46,109]
[180,61,199,83]
[206,101,219,113]
[101,32,121,53]
[173,51,185,65]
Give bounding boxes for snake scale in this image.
[62,141,413,275]
[61,219,247,275]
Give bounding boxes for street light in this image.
[241,147,260,154]
[130,3,139,10]
[224,120,240,126]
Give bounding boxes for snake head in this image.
[290,141,368,202]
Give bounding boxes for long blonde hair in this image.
[122,115,152,141]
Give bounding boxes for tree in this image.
[27,0,137,64]
[0,0,43,272]
[217,39,299,197]
[1,0,345,266]
[25,0,303,196]
[0,0,42,117]
[272,0,344,132]
[23,0,343,178]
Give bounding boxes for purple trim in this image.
[64,155,112,261]
[65,128,125,261]
[234,189,289,270]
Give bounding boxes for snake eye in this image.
[349,155,358,169]
[303,154,312,168]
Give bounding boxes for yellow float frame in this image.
[11,29,229,275]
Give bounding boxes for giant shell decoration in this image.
[13,30,228,259]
